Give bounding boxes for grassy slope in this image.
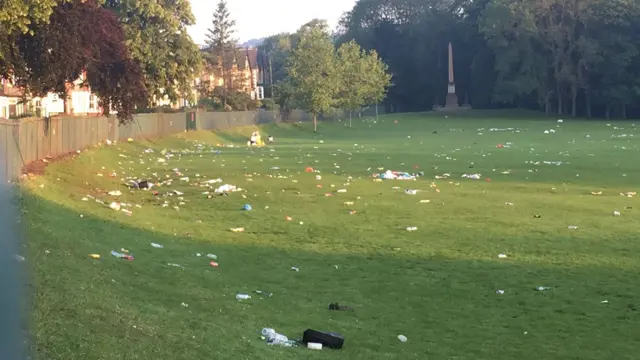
[21,111,640,359]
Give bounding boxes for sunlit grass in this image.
[23,111,640,359]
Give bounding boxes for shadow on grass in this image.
[22,191,640,360]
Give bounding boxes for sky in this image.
[187,0,357,45]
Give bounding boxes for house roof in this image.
[246,48,258,70]
[201,46,259,72]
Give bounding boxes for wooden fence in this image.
[0,106,384,182]
[0,110,294,182]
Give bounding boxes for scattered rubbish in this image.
[397,335,408,343]
[601,300,609,304]
[462,173,481,180]
[243,204,252,211]
[496,290,505,295]
[236,294,251,300]
[206,254,218,260]
[215,184,240,193]
[209,261,219,267]
[262,328,296,347]
[535,286,550,291]
[108,190,122,196]
[568,226,578,229]
[375,170,417,180]
[328,303,354,311]
[419,200,431,203]
[109,202,121,211]
[406,227,418,231]
[254,290,274,298]
[151,243,164,249]
[613,211,621,216]
[498,254,507,259]
[167,263,185,269]
[14,255,26,262]
[230,227,245,232]
[111,251,133,261]
[308,342,323,350]
[181,302,189,308]
[291,267,300,272]
[89,254,101,260]
[405,189,418,195]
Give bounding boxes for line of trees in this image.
[1,0,201,123]
[335,0,640,119]
[258,21,391,131]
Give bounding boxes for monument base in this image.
[434,93,471,112]
[445,93,459,108]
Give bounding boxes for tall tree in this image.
[206,0,236,108]
[257,33,292,86]
[336,40,391,126]
[5,0,147,123]
[360,48,392,119]
[286,25,337,132]
[336,41,366,127]
[103,0,202,107]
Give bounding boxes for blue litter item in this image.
[243,204,252,211]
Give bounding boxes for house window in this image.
[89,94,97,110]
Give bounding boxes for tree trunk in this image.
[313,114,317,132]
[349,111,352,128]
[605,105,610,120]
[221,46,227,108]
[585,89,592,118]
[571,84,577,117]
[556,82,563,115]
[622,104,627,119]
[375,104,379,120]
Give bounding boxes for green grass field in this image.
[21,110,640,359]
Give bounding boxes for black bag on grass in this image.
[302,329,345,349]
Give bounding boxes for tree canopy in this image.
[335,0,640,118]
[1,0,202,123]
[3,0,147,122]
[286,25,337,132]
[283,22,391,130]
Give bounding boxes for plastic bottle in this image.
[261,328,293,347]
[236,294,251,300]
[206,254,218,260]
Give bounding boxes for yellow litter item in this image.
[89,254,101,260]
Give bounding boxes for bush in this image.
[261,98,279,111]
[200,87,258,112]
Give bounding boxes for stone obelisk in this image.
[445,42,459,108]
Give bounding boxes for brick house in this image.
[195,46,264,101]
[0,76,27,118]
